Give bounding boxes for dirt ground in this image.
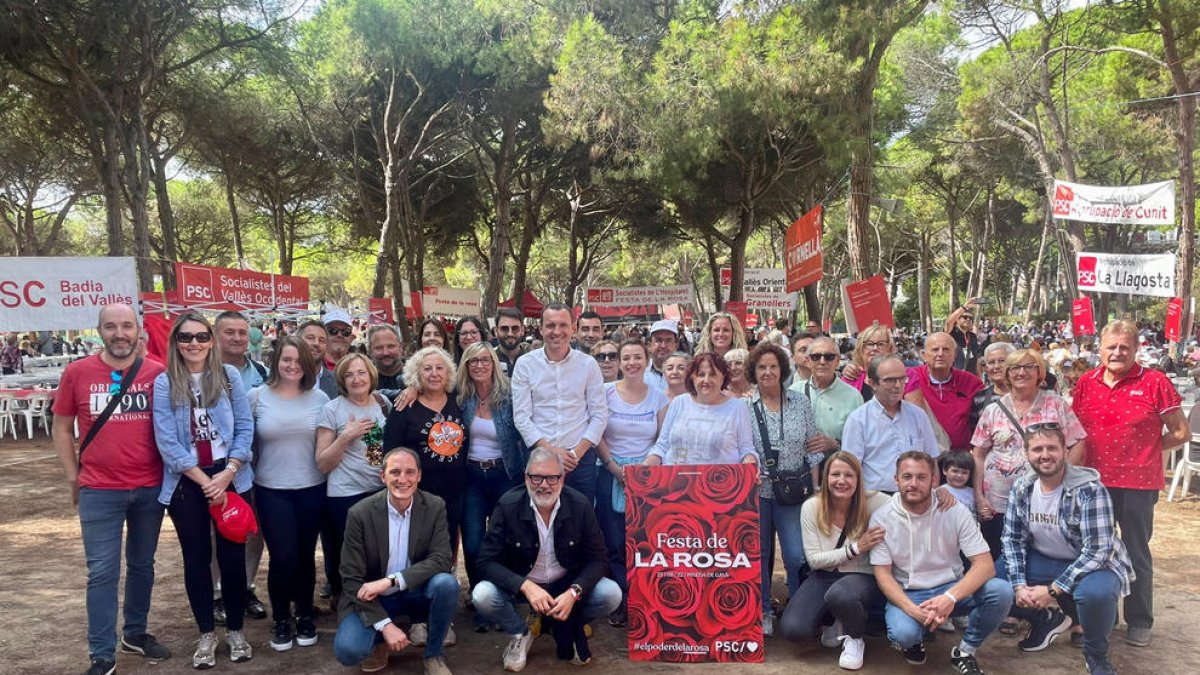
[2,436,1198,675]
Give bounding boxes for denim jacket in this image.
[153,364,254,505]
[460,393,528,480]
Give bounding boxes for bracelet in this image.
[943,590,958,604]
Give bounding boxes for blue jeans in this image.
[78,486,165,661]
[594,466,628,595]
[564,448,598,504]
[884,578,1013,650]
[760,496,806,610]
[996,549,1121,662]
[471,578,623,636]
[462,462,519,590]
[333,572,459,664]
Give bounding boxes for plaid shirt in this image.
[1002,464,1132,596]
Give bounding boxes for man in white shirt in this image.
[842,354,940,492]
[472,449,619,672]
[333,448,458,675]
[512,303,608,503]
[871,452,1013,674]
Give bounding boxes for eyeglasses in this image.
[1026,422,1062,434]
[877,376,908,386]
[1006,363,1039,372]
[459,330,481,338]
[328,328,353,338]
[467,357,492,367]
[526,473,563,486]
[594,352,619,362]
[808,352,838,362]
[176,331,212,344]
[862,340,891,350]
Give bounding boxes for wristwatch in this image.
[390,572,403,588]
[1047,585,1061,598]
[569,584,584,600]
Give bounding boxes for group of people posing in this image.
[53,300,1188,675]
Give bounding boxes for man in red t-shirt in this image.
[1071,319,1189,648]
[52,303,172,674]
[904,332,983,452]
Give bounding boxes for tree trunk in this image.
[802,285,821,328]
[101,123,126,257]
[509,194,540,312]
[918,229,933,333]
[221,162,245,266]
[1025,189,1054,322]
[1158,4,1196,347]
[701,230,723,311]
[150,149,177,286]
[123,106,154,291]
[846,129,873,282]
[947,205,959,310]
[725,206,754,303]
[481,116,517,316]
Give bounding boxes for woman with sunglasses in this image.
[590,339,620,383]
[970,349,1086,557]
[596,339,668,627]
[695,311,748,359]
[455,343,527,632]
[841,325,894,402]
[251,336,329,652]
[152,313,254,668]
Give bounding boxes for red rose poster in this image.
[624,464,763,663]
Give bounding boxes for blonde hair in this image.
[815,452,873,540]
[334,353,379,396]
[696,312,748,355]
[1003,348,1047,387]
[852,324,894,368]
[165,313,230,407]
[1100,319,1139,345]
[455,342,510,408]
[403,346,456,394]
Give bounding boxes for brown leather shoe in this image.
[361,643,389,673]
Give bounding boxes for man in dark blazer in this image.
[472,448,622,672]
[333,447,458,675]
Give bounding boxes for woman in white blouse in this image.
[646,352,758,466]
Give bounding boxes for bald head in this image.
[924,331,957,376]
[98,303,139,361]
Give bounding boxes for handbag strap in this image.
[753,399,782,477]
[995,399,1025,439]
[78,357,144,465]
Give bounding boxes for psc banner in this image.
[624,464,763,663]
[1075,252,1175,298]
[175,262,309,311]
[586,285,694,307]
[1052,180,1174,226]
[0,257,137,331]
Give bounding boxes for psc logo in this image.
[180,266,215,302]
[1053,183,1075,216]
[1077,256,1098,287]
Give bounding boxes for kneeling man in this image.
[1000,425,1131,675]
[872,451,1013,674]
[472,448,622,671]
[334,447,459,675]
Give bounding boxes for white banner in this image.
[720,267,798,311]
[586,285,694,307]
[421,286,481,316]
[0,257,139,331]
[1052,180,1175,225]
[1076,252,1176,298]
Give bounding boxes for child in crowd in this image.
[937,451,977,633]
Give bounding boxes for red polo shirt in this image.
[1072,364,1182,490]
[904,364,982,450]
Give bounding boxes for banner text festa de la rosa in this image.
[1,257,138,331]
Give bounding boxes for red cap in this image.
[209,492,259,543]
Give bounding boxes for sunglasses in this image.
[109,370,123,396]
[526,473,563,486]
[176,331,212,344]
[328,328,353,338]
[808,352,838,362]
[594,352,619,362]
[1026,422,1062,434]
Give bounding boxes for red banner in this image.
[368,297,394,324]
[1165,296,1183,341]
[723,301,748,330]
[174,263,309,311]
[845,275,894,330]
[1071,297,1095,336]
[625,464,762,663]
[785,205,823,293]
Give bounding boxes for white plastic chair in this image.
[0,393,16,440]
[1167,406,1200,502]
[18,394,52,439]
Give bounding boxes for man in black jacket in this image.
[472,448,622,672]
[333,448,459,675]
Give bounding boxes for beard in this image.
[105,338,134,359]
[531,489,558,510]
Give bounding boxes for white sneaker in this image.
[226,630,252,663]
[443,624,457,647]
[410,623,428,647]
[193,632,218,670]
[762,611,776,637]
[838,636,865,670]
[502,631,535,672]
[821,621,844,648]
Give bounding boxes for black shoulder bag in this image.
[77,357,144,466]
[754,399,813,506]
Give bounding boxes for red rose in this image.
[689,463,758,514]
[717,508,762,583]
[694,575,760,638]
[642,508,715,561]
[626,597,662,650]
[625,465,690,505]
[650,571,706,629]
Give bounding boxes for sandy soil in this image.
[2,436,1197,674]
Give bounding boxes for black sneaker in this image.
[1019,608,1072,652]
[608,607,628,628]
[1086,654,1119,675]
[902,642,927,665]
[950,646,985,674]
[85,657,116,675]
[119,633,171,660]
[213,597,227,626]
[245,590,267,619]
[270,620,295,652]
[296,615,318,647]
[318,582,332,599]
